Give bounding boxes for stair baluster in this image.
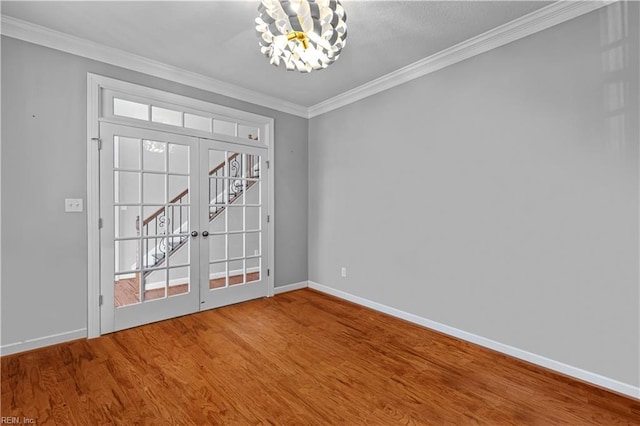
[141,153,259,278]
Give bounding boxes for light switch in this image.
[65,198,84,212]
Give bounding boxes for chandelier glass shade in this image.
[255,0,348,73]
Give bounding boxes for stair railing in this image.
[138,153,259,276]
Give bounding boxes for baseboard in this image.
[274,281,308,295]
[143,278,193,291]
[0,328,87,357]
[144,267,262,290]
[117,273,136,280]
[308,281,640,400]
[208,267,261,281]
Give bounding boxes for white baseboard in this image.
[208,267,261,281]
[308,281,640,400]
[274,281,308,295]
[144,267,261,290]
[0,328,87,357]
[144,277,193,291]
[116,273,136,280]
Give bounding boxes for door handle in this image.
[191,231,198,237]
[202,231,209,237]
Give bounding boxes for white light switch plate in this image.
[65,198,84,212]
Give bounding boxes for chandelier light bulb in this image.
[255,0,348,73]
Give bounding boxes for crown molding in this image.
[1,1,616,120]
[308,0,616,118]
[0,14,309,119]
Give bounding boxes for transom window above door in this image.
[100,86,267,147]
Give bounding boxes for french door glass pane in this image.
[141,206,164,237]
[209,178,226,206]
[169,175,189,202]
[143,140,166,172]
[246,207,260,231]
[115,206,140,239]
[143,174,165,204]
[209,234,226,262]
[169,143,190,174]
[246,232,260,257]
[166,205,189,235]
[228,153,243,178]
[206,147,262,293]
[228,179,245,204]
[209,150,227,175]
[227,206,244,232]
[168,267,190,297]
[115,136,140,170]
[167,235,190,267]
[115,171,140,204]
[114,274,140,307]
[229,260,245,285]
[112,131,192,310]
[144,269,167,301]
[245,181,260,204]
[247,257,260,283]
[209,262,226,289]
[228,233,243,259]
[115,240,139,274]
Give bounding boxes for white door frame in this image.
[87,74,275,338]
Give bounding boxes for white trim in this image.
[0,15,308,118]
[308,281,640,400]
[87,74,101,338]
[274,281,308,295]
[266,119,275,297]
[307,0,615,117]
[0,328,87,356]
[116,273,136,280]
[0,38,3,359]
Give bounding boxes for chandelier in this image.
[255,0,348,73]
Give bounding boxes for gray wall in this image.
[1,36,308,346]
[309,2,639,386]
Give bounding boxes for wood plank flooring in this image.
[2,289,639,424]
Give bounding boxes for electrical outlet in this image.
[341,267,347,278]
[65,198,84,213]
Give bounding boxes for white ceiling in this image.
[1,1,553,108]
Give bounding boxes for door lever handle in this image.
[191,231,198,237]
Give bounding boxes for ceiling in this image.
[1,1,553,108]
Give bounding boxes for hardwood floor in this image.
[2,289,638,424]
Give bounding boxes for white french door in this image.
[99,123,268,333]
[198,139,268,309]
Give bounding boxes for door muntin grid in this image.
[207,150,262,290]
[113,135,193,307]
